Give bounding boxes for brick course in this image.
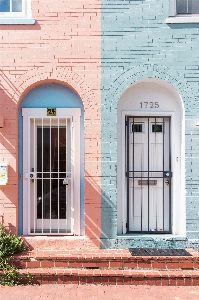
[0,0,101,241]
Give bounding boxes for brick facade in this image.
[0,0,199,249]
[0,0,101,245]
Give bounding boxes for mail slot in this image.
[138,180,157,186]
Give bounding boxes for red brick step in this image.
[18,268,199,286]
[10,249,199,286]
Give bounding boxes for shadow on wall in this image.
[0,76,18,234]
[85,171,117,249]
[84,171,101,248]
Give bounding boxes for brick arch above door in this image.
[104,64,196,115]
[12,66,98,112]
[18,83,84,235]
[117,79,185,237]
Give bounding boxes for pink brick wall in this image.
[0,0,101,245]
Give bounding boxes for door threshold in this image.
[22,235,86,239]
[117,234,187,239]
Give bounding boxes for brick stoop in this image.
[10,249,199,286]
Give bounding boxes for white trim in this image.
[167,0,199,23]
[166,16,199,23]
[168,0,176,17]
[22,108,81,117]
[22,108,81,236]
[0,0,32,18]
[73,115,81,235]
[118,104,185,237]
[0,18,35,24]
[117,79,186,238]
[0,0,35,24]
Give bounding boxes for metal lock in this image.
[63,177,69,185]
[30,172,36,179]
[163,171,172,178]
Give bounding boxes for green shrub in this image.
[0,225,31,285]
[0,225,26,258]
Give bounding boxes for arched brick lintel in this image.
[11,66,96,109]
[106,64,196,114]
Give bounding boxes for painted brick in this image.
[0,0,199,250]
[0,0,101,239]
[101,0,199,249]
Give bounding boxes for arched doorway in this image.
[117,79,185,236]
[18,83,84,235]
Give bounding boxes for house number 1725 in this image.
[140,102,159,108]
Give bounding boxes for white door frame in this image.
[120,110,185,235]
[22,108,81,235]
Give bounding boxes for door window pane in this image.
[152,124,163,133]
[131,123,143,133]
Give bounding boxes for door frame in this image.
[125,115,172,233]
[22,108,81,235]
[121,111,178,234]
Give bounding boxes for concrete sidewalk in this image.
[1,285,199,300]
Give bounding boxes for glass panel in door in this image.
[29,117,72,234]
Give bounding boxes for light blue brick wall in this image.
[101,0,199,249]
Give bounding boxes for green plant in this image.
[0,225,31,286]
[0,257,21,286]
[0,225,26,258]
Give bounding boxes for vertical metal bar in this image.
[33,118,36,233]
[163,118,165,231]
[140,117,142,232]
[41,118,44,234]
[58,118,60,233]
[126,116,129,232]
[70,117,74,234]
[169,117,172,232]
[50,118,52,233]
[147,117,150,232]
[65,117,68,232]
[155,117,158,232]
[132,117,136,232]
[28,118,31,235]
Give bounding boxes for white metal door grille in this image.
[27,117,73,234]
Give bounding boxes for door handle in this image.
[165,180,169,185]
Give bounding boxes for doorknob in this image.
[165,180,169,185]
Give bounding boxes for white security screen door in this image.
[22,108,81,235]
[126,116,171,233]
